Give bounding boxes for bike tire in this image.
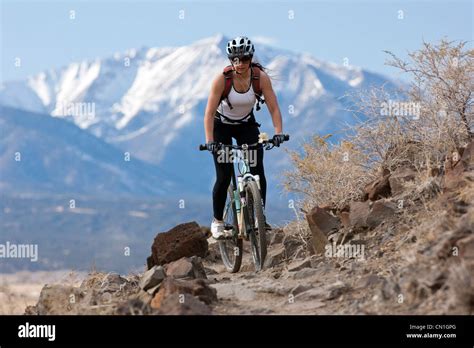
[218,186,243,273]
[245,180,267,272]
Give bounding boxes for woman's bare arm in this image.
[260,71,283,134]
[204,74,225,142]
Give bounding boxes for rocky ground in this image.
[20,139,474,315]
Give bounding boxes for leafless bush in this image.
[349,39,472,172]
[283,39,473,210]
[283,134,370,211]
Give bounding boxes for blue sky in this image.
[1,0,472,82]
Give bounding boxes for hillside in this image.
[14,137,473,315]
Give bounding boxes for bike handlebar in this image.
[199,134,290,151]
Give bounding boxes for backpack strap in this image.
[221,65,234,109]
[251,63,265,111]
[220,63,266,111]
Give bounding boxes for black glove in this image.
[206,141,219,154]
[272,134,286,147]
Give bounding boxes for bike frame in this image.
[227,143,262,239]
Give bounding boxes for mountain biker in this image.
[203,36,285,239]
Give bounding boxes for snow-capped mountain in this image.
[0,34,400,195]
[0,106,187,197]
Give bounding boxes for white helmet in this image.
[226,36,255,59]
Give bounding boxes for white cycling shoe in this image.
[211,218,233,240]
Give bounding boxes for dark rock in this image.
[364,174,392,201]
[367,199,397,228]
[349,201,371,229]
[148,222,209,268]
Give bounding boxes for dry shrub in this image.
[350,39,472,172]
[283,39,473,211]
[283,135,370,212]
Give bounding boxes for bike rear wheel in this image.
[245,180,267,272]
[218,186,243,273]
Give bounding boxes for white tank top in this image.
[217,72,256,122]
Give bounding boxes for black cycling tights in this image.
[212,120,266,221]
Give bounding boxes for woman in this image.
[203,36,285,239]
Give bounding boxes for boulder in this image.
[147,222,209,268]
[364,173,391,201]
[349,201,371,229]
[164,256,207,280]
[366,199,397,228]
[389,166,417,196]
[151,278,217,310]
[306,206,340,254]
[139,265,166,292]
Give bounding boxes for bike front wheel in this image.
[245,180,267,272]
[218,185,243,273]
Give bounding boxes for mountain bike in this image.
[199,133,290,272]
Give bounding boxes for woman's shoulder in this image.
[256,68,270,87]
[211,71,226,94]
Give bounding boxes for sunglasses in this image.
[232,56,252,64]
